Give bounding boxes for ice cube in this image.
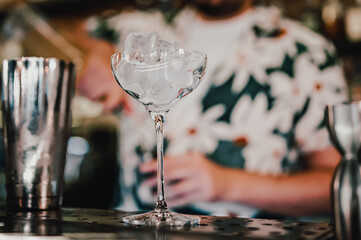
[164,52,192,88]
[123,32,181,64]
[124,32,159,64]
[157,40,180,62]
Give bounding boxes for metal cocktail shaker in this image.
[325,102,361,240]
[1,57,75,210]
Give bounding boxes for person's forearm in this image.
[219,168,333,216]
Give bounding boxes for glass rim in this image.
[111,49,207,68]
[326,101,361,108]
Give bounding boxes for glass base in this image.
[123,209,200,226]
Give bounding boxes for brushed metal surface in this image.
[1,57,76,210]
[325,102,361,240]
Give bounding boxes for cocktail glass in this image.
[111,48,207,226]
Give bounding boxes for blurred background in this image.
[0,0,360,210]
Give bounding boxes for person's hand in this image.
[77,40,131,112]
[139,152,228,207]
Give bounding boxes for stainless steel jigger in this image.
[325,102,361,240]
[1,57,76,210]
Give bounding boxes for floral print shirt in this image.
[91,6,348,217]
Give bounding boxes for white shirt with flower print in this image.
[91,6,348,217]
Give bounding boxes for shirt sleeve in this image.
[293,42,348,153]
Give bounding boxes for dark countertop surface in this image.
[0,208,334,240]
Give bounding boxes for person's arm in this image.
[52,18,130,111]
[77,42,127,110]
[220,146,340,216]
[140,146,340,216]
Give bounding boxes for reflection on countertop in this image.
[0,207,334,240]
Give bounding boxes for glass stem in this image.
[154,114,168,211]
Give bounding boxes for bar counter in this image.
[0,208,334,239]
